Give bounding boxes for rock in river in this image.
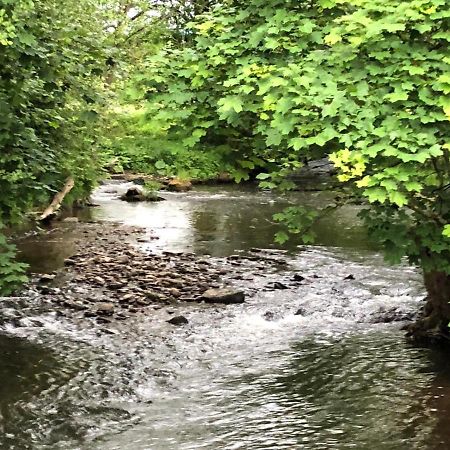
[167,315,189,326]
[120,186,146,202]
[96,303,115,315]
[120,186,164,202]
[167,178,192,192]
[201,288,245,304]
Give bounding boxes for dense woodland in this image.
[0,0,449,342]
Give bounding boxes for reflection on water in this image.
[90,183,372,256]
[2,183,450,450]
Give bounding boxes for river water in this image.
[2,183,450,450]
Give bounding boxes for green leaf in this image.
[274,231,289,244]
[217,96,244,116]
[155,160,167,170]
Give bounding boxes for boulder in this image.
[201,288,245,304]
[120,186,165,202]
[167,178,192,192]
[120,186,146,202]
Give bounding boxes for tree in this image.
[0,0,108,294]
[142,0,450,342]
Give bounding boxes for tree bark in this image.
[39,177,75,222]
[405,271,450,344]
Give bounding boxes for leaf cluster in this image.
[142,0,450,272]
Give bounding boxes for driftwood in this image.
[39,177,75,222]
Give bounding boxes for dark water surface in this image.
[2,183,450,449]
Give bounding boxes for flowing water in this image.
[2,183,450,450]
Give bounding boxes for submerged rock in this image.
[370,308,415,324]
[201,288,245,304]
[273,282,289,290]
[263,311,276,321]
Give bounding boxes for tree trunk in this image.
[405,271,450,344]
[39,177,75,222]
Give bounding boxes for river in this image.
[1,183,450,449]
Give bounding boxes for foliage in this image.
[0,0,109,293]
[100,105,236,180]
[143,180,163,193]
[0,228,28,296]
[0,0,107,224]
[143,0,450,274]
[273,207,319,245]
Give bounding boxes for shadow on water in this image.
[0,334,76,448]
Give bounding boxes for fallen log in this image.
[39,177,75,222]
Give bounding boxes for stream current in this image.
[2,183,450,449]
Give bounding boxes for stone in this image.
[63,300,88,311]
[120,186,146,202]
[96,303,115,315]
[167,178,192,192]
[93,276,106,285]
[136,298,149,305]
[145,291,162,301]
[168,288,181,298]
[62,217,79,223]
[38,286,52,295]
[167,315,189,326]
[263,311,276,321]
[109,282,126,290]
[201,288,245,304]
[270,282,289,290]
[292,274,305,282]
[169,278,184,288]
[39,274,56,283]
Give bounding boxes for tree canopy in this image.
[142,0,450,267]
